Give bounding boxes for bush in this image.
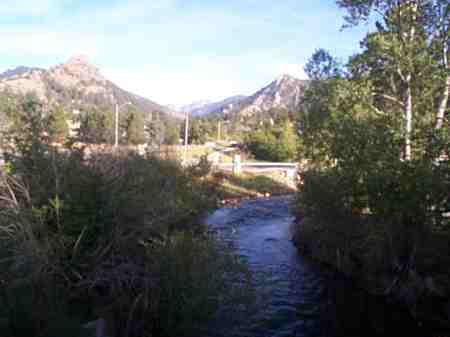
[294,154,450,285]
[186,155,212,178]
[0,141,251,337]
[244,121,298,162]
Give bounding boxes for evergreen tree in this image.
[125,108,145,145]
[147,117,165,148]
[188,119,207,144]
[3,94,51,176]
[77,107,114,144]
[0,94,14,147]
[48,105,69,143]
[164,121,180,145]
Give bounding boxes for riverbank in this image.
[292,214,450,332]
[205,196,442,337]
[210,171,296,203]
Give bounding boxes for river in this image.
[204,196,437,337]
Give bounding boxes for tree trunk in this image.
[436,75,450,130]
[405,83,413,161]
[404,5,416,161]
[436,45,449,130]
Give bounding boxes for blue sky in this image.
[0,0,374,105]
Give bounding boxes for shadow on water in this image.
[204,196,443,337]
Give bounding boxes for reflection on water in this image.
[205,196,437,337]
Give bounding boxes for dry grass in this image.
[210,171,296,200]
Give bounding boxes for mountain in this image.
[0,55,175,119]
[180,96,248,117]
[238,74,308,117]
[0,66,44,80]
[184,74,308,119]
[174,100,213,115]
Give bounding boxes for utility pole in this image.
[184,110,189,165]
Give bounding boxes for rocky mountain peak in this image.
[238,74,308,116]
[180,74,309,120]
[51,55,105,85]
[0,56,173,118]
[275,73,302,86]
[276,73,293,83]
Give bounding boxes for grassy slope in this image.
[210,171,296,201]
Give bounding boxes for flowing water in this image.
[204,196,438,337]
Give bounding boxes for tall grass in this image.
[0,145,251,337]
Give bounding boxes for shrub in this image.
[294,154,450,280]
[0,143,251,337]
[244,121,298,162]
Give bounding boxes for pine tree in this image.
[164,121,180,145]
[48,105,69,143]
[125,109,146,145]
[77,108,113,144]
[147,117,165,148]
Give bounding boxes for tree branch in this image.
[374,93,405,107]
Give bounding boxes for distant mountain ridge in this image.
[179,95,249,117]
[0,66,44,80]
[173,100,213,115]
[179,74,308,119]
[0,59,308,123]
[0,56,176,119]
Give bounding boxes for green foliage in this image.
[304,48,343,81]
[147,116,181,147]
[245,120,298,162]
[147,118,166,148]
[186,155,212,178]
[337,0,450,159]
[77,107,114,144]
[188,118,207,144]
[164,120,180,145]
[124,107,146,145]
[184,118,218,145]
[295,152,450,280]
[297,64,450,271]
[3,94,52,180]
[149,232,251,337]
[294,1,450,302]
[245,127,276,160]
[0,94,14,140]
[47,105,69,142]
